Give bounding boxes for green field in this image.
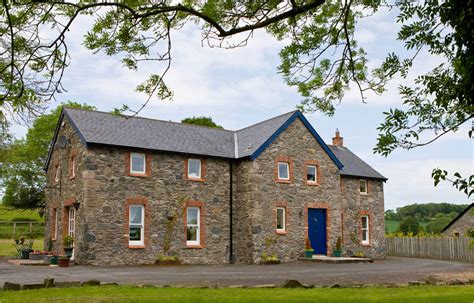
[0,205,43,221]
[0,285,473,303]
[385,220,430,233]
[0,205,44,239]
[0,238,44,256]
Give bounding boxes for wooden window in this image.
[307,165,317,183]
[70,155,76,178]
[187,159,201,179]
[54,165,61,183]
[129,205,145,246]
[359,179,368,194]
[130,153,146,174]
[276,207,286,233]
[186,207,200,246]
[361,215,369,245]
[52,208,58,240]
[278,162,289,180]
[68,207,75,237]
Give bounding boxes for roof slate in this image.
[56,108,385,180]
[328,145,387,180]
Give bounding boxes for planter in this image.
[50,256,58,265]
[305,250,314,258]
[261,259,281,265]
[29,253,46,261]
[155,260,181,266]
[64,247,73,258]
[333,250,342,257]
[58,258,69,267]
[20,249,33,259]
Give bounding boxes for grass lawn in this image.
[0,285,473,303]
[0,205,44,239]
[0,238,44,257]
[0,205,43,221]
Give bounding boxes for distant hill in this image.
[385,203,469,222]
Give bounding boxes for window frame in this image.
[70,154,76,179]
[276,207,286,233]
[307,165,317,184]
[186,207,200,246]
[187,158,202,179]
[130,153,146,175]
[54,165,60,183]
[277,162,290,180]
[68,207,75,237]
[359,179,368,195]
[52,208,58,240]
[361,215,369,246]
[129,204,145,247]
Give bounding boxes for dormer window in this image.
[130,153,146,175]
[278,162,289,180]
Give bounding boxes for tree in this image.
[398,216,423,236]
[1,1,472,195]
[425,213,454,234]
[1,102,95,209]
[181,116,223,129]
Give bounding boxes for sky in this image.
[9,6,473,211]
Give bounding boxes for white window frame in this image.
[187,158,202,179]
[54,165,60,183]
[276,207,286,232]
[278,162,290,180]
[361,215,369,245]
[53,208,58,240]
[129,205,145,246]
[130,153,146,174]
[68,207,75,237]
[307,165,317,183]
[70,155,76,178]
[359,179,368,194]
[186,207,200,246]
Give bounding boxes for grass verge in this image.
[0,238,44,256]
[0,285,473,303]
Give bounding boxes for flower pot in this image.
[29,253,45,260]
[305,250,314,258]
[58,258,69,267]
[20,249,33,259]
[50,256,58,265]
[64,247,73,258]
[333,250,342,257]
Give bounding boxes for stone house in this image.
[442,203,473,237]
[44,108,387,265]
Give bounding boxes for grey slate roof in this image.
[328,145,387,180]
[55,108,385,180]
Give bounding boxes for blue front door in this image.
[308,208,327,255]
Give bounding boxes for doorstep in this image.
[7,259,50,266]
[299,255,373,264]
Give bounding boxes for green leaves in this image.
[432,168,474,198]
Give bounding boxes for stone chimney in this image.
[332,129,343,147]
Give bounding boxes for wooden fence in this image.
[386,237,473,263]
[0,221,44,239]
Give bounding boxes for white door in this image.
[68,207,75,260]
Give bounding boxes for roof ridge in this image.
[63,107,234,133]
[235,110,299,133]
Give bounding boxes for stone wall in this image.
[234,118,343,264]
[340,177,385,258]
[44,115,87,257]
[79,145,231,265]
[444,207,474,237]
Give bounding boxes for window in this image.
[70,155,76,178]
[68,207,75,237]
[361,215,369,245]
[129,205,144,246]
[307,165,317,183]
[52,208,58,240]
[187,158,201,179]
[278,162,289,180]
[276,207,286,233]
[359,179,368,194]
[54,165,60,183]
[186,207,200,246]
[130,153,146,174]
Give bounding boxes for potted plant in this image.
[58,255,69,267]
[50,255,58,266]
[305,236,314,258]
[155,254,181,265]
[63,235,74,258]
[333,236,342,257]
[260,252,281,265]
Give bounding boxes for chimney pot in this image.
[332,129,344,147]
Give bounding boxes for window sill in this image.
[128,245,145,249]
[129,173,148,178]
[276,179,291,184]
[306,182,319,186]
[186,177,205,182]
[276,230,287,235]
[361,243,371,247]
[186,244,204,249]
[69,176,76,180]
[359,192,368,196]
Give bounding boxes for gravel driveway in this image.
[1,257,472,287]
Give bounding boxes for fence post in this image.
[13,222,16,239]
[29,222,33,235]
